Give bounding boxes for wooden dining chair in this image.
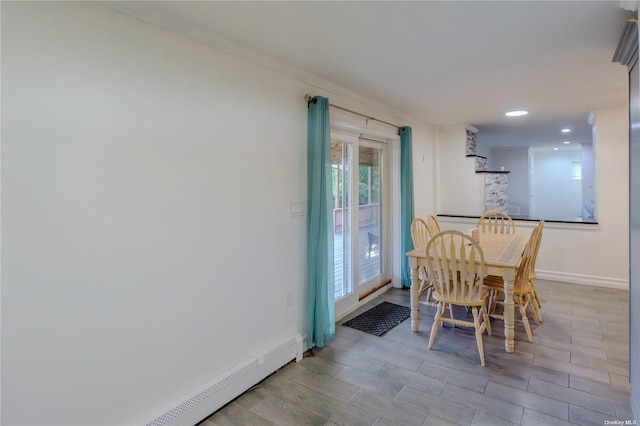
[426,230,492,366]
[527,221,545,321]
[411,217,430,249]
[477,211,515,234]
[426,214,441,236]
[483,221,544,343]
[411,218,436,306]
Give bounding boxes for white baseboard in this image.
[138,333,303,426]
[536,269,628,289]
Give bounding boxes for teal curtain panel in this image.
[400,126,415,287]
[306,96,335,348]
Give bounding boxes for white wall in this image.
[1,3,307,424]
[0,2,436,424]
[413,126,438,219]
[586,106,629,282]
[531,148,583,219]
[436,127,485,216]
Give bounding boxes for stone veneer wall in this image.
[484,173,509,212]
[475,156,487,171]
[465,129,477,155]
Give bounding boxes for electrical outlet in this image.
[286,290,294,307]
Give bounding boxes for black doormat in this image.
[342,301,411,336]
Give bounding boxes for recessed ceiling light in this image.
[561,128,571,133]
[553,147,559,151]
[563,141,571,144]
[505,110,528,117]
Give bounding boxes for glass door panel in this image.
[358,145,383,284]
[332,136,389,319]
[332,141,353,301]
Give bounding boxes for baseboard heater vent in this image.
[142,333,303,426]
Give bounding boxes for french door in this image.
[331,134,390,319]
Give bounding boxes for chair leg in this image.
[429,302,445,349]
[472,307,486,367]
[526,293,541,325]
[529,290,543,324]
[488,290,498,313]
[534,299,543,324]
[532,283,542,308]
[517,295,534,343]
[482,303,492,335]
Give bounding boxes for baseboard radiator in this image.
[141,333,303,426]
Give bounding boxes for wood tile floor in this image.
[201,280,634,425]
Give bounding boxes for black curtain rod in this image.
[359,136,391,144]
[305,94,400,130]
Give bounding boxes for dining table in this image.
[406,231,529,353]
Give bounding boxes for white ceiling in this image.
[112,1,635,147]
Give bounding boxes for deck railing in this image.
[333,203,379,233]
[333,222,382,300]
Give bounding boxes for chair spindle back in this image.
[426,230,485,304]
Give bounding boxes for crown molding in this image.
[96,1,427,127]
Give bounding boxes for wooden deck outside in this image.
[334,224,383,300]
